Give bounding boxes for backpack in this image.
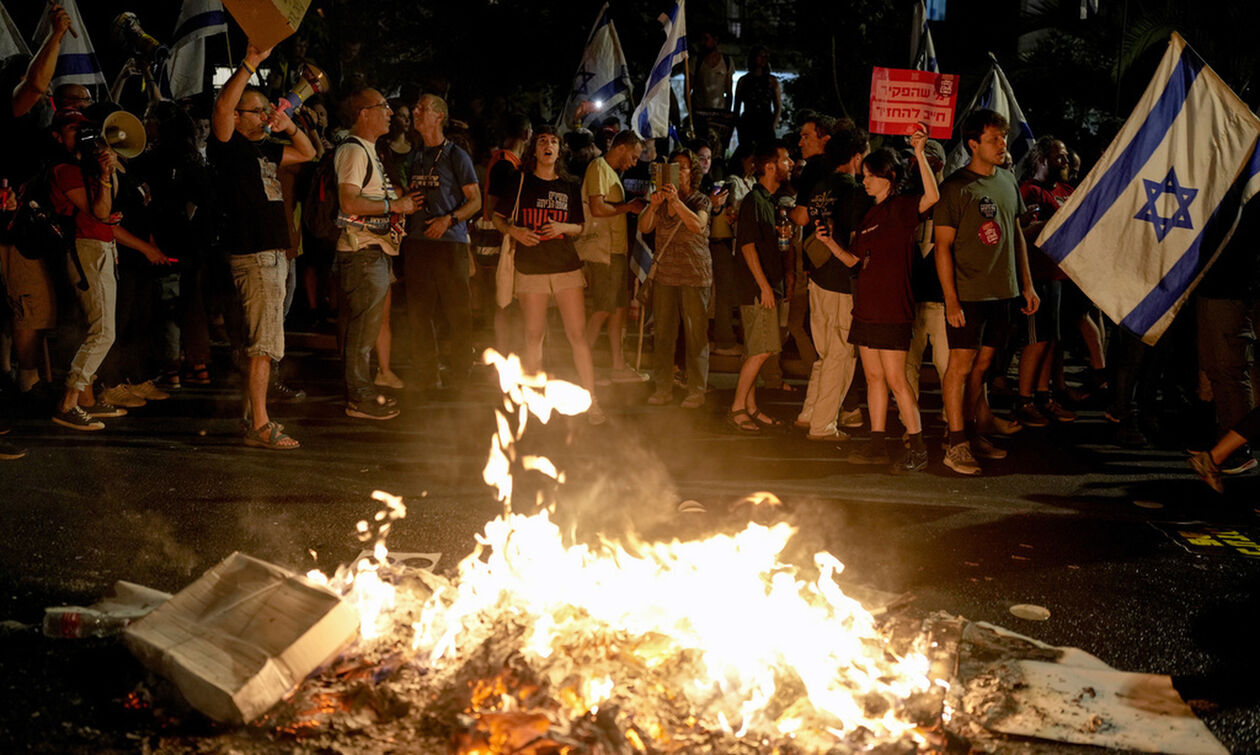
[302,139,374,246]
[5,164,75,263]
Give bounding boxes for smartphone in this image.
[650,162,681,191]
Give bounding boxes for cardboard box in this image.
[222,0,312,52]
[123,552,358,724]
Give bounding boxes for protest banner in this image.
[869,67,958,139]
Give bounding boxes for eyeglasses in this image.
[363,102,391,112]
[235,107,269,116]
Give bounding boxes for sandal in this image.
[726,410,761,433]
[183,364,211,385]
[750,410,786,430]
[243,420,299,450]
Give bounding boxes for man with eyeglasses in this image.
[210,40,316,450]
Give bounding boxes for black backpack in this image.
[302,139,373,246]
[5,164,75,264]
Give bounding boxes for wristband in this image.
[449,212,458,225]
[241,59,257,75]
[384,198,391,214]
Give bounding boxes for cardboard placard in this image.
[222,0,312,52]
[868,67,959,139]
[123,552,358,724]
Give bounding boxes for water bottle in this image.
[42,607,130,638]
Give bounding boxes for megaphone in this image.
[102,111,146,158]
[275,63,330,117]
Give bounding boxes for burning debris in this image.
[102,350,1226,754]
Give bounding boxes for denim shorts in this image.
[230,250,287,360]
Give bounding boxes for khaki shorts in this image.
[515,268,586,296]
[230,250,288,360]
[586,254,629,312]
[0,243,56,330]
[740,302,782,356]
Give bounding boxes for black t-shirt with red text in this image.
[500,172,585,275]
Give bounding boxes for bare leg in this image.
[861,346,889,432]
[585,310,609,348]
[554,286,596,392]
[965,346,996,426]
[519,291,550,375]
[248,355,271,429]
[1211,430,1249,465]
[944,348,977,433]
[733,352,770,414]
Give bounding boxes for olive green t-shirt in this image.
[934,167,1025,302]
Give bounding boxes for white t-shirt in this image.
[335,135,400,255]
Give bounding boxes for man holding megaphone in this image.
[211,40,317,450]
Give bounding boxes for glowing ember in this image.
[309,350,934,749]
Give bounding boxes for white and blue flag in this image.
[0,2,30,60]
[631,0,687,140]
[161,0,228,99]
[1037,33,1260,345]
[945,53,1034,175]
[558,4,633,133]
[910,0,938,73]
[33,0,105,89]
[630,227,653,283]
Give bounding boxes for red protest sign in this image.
[869,67,959,140]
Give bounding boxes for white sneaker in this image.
[839,408,864,429]
[374,369,405,389]
[126,380,170,401]
[101,384,146,408]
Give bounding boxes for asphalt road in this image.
[2,335,1258,753]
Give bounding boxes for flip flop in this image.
[750,410,786,430]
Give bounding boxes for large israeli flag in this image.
[557,4,633,133]
[944,53,1034,176]
[910,0,938,74]
[1037,33,1260,345]
[161,0,228,99]
[33,0,105,89]
[631,0,687,140]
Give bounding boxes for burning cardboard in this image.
[123,552,358,724]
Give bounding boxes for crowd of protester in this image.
[2,8,1258,493]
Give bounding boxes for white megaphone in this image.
[102,111,146,158]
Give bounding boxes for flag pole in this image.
[683,53,694,141]
[634,281,646,372]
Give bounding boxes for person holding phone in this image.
[638,149,712,408]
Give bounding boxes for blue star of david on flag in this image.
[1134,167,1198,242]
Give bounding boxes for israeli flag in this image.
[630,227,653,284]
[557,4,633,133]
[33,0,105,89]
[1037,33,1260,345]
[631,0,687,140]
[0,2,30,60]
[162,0,228,99]
[944,53,1034,176]
[910,0,939,74]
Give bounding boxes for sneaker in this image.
[126,380,170,401]
[971,433,1008,460]
[944,442,982,476]
[1221,446,1257,476]
[847,443,891,465]
[808,429,850,442]
[101,384,146,408]
[587,400,607,426]
[839,409,864,429]
[1040,398,1076,423]
[345,395,400,420]
[680,392,705,409]
[0,438,26,460]
[647,391,672,406]
[270,379,307,402]
[53,405,105,431]
[1012,401,1051,428]
[609,366,649,383]
[374,369,405,389]
[83,402,127,418]
[1188,451,1225,493]
[794,417,811,429]
[985,415,1024,435]
[892,448,929,474]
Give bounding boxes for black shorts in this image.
[1021,279,1061,345]
[1060,279,1097,322]
[945,298,1013,351]
[849,320,912,351]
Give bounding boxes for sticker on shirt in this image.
[978,220,1002,246]
[978,196,998,219]
[258,157,282,202]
